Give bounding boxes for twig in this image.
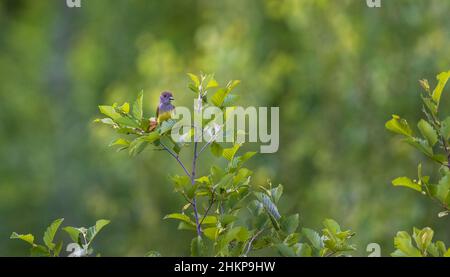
[244,229,264,256]
[160,142,191,178]
[199,190,216,226]
[198,125,223,156]
[191,141,202,236]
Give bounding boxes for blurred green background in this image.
[1,0,450,256]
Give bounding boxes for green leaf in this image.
[235,152,257,168]
[227,80,241,91]
[159,119,176,134]
[172,175,192,194]
[187,73,200,88]
[392,176,422,192]
[211,88,228,107]
[444,248,450,257]
[435,173,450,203]
[302,228,322,250]
[115,116,140,128]
[271,184,283,203]
[210,142,223,157]
[30,245,50,257]
[412,227,434,253]
[322,219,341,235]
[276,243,296,257]
[283,233,300,246]
[63,226,81,243]
[118,102,130,114]
[191,236,207,257]
[257,193,281,221]
[142,131,160,143]
[195,176,210,185]
[281,214,299,234]
[210,166,225,184]
[53,241,63,257]
[295,243,312,257]
[10,232,35,245]
[432,71,450,105]
[385,115,413,137]
[206,78,219,89]
[417,119,438,147]
[129,137,149,156]
[215,173,234,189]
[220,214,238,226]
[225,227,250,242]
[441,117,450,140]
[43,218,64,250]
[203,227,218,240]
[222,143,242,161]
[85,219,110,243]
[109,138,130,147]
[164,213,195,226]
[132,91,144,120]
[98,105,121,120]
[392,231,422,257]
[404,137,433,157]
[94,118,116,126]
[422,95,438,116]
[200,216,217,225]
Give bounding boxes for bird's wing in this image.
[156,106,160,118]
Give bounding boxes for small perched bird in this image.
[148,91,175,132]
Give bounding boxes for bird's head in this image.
[160,91,174,104]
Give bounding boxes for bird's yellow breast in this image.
[157,111,173,123]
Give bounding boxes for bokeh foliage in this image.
[1,0,450,256]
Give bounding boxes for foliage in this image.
[96,72,355,256]
[386,71,450,217]
[4,0,450,256]
[387,71,450,257]
[391,227,450,257]
[11,218,110,257]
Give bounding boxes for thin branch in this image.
[198,126,223,156]
[160,142,191,178]
[181,192,194,206]
[199,190,216,226]
[243,229,264,256]
[191,141,202,237]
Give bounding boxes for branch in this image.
[190,93,205,237]
[191,141,202,237]
[243,229,264,256]
[198,125,223,156]
[160,142,191,178]
[199,190,215,226]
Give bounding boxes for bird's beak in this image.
[170,96,175,101]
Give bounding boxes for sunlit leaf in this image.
[417,119,438,147]
[10,232,35,246]
[432,71,450,105]
[385,115,413,137]
[43,218,64,250]
[392,176,422,192]
[132,91,144,120]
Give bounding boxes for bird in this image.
[148,91,175,132]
